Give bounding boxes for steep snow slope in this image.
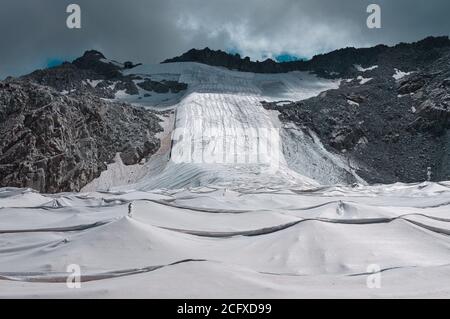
[1,63,450,298]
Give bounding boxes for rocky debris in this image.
[0,79,163,193]
[398,74,428,95]
[263,49,450,184]
[346,93,366,104]
[329,127,364,151]
[409,54,450,134]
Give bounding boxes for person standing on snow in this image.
[128,202,133,218]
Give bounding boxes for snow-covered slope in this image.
[1,182,450,298]
[90,62,353,190]
[1,62,450,298]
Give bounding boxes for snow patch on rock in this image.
[354,64,378,72]
[393,68,413,80]
[357,76,373,85]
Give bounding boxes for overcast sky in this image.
[1,0,449,78]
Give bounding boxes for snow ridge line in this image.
[159,215,450,238]
[0,259,207,283]
[0,220,111,234]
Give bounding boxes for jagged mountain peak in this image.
[81,49,106,58]
[163,36,450,77]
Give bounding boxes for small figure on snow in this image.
[128,202,133,218]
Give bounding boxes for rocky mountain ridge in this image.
[164,36,450,78]
[24,50,188,98]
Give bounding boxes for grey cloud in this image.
[1,0,449,78]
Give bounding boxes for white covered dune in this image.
[1,183,450,298]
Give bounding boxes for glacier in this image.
[1,62,450,298]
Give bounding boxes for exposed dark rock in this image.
[329,126,364,151]
[137,79,188,94]
[123,61,142,69]
[138,79,169,93]
[114,78,140,95]
[163,47,289,74]
[72,50,122,79]
[346,93,366,104]
[398,75,427,95]
[0,79,163,193]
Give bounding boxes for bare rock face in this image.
[0,80,162,193]
[409,54,450,134]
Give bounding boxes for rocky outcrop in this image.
[137,79,188,94]
[406,53,450,134]
[25,50,188,98]
[0,79,162,193]
[72,50,122,78]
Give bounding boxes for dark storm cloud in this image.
[1,0,449,78]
